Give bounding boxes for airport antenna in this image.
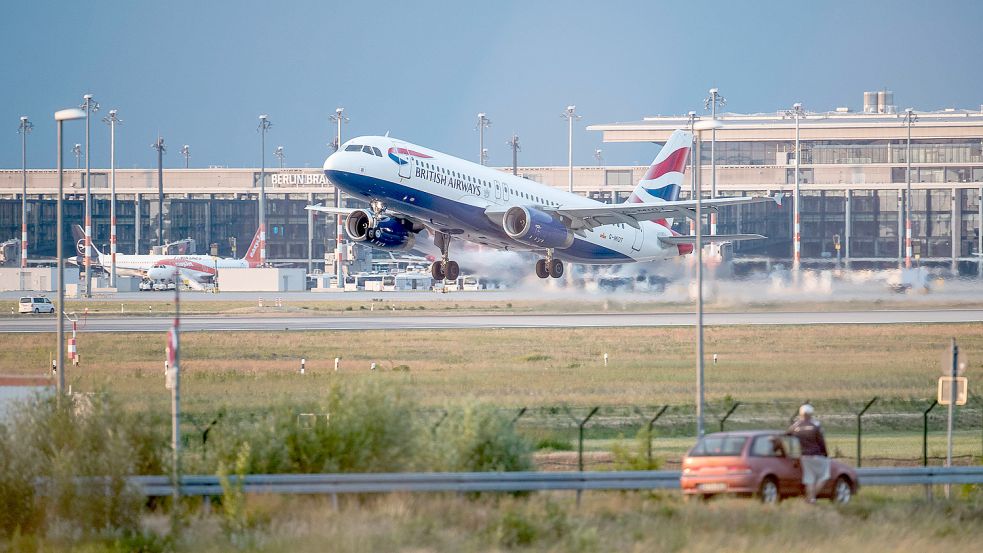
[506,133,520,176]
[561,105,582,193]
[476,112,492,165]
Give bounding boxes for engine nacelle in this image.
[345,210,417,251]
[503,206,574,249]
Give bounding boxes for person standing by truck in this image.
[788,403,830,504]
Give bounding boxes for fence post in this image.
[923,400,938,467]
[578,407,600,472]
[856,397,878,467]
[719,402,741,432]
[646,405,669,467]
[510,407,527,427]
[431,410,448,435]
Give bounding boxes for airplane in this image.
[70,225,263,284]
[307,129,779,282]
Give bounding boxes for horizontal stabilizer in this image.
[659,234,765,246]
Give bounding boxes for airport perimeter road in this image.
[2,309,982,333]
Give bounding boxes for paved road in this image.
[2,309,981,333]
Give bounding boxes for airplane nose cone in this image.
[323,151,341,172]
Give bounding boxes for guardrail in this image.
[127,466,983,497]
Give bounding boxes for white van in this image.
[19,296,55,314]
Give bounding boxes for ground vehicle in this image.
[680,431,857,504]
[138,279,154,291]
[18,296,55,314]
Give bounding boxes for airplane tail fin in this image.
[242,227,263,267]
[71,224,103,260]
[626,129,691,227]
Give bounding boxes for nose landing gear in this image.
[535,249,564,279]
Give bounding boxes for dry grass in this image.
[1,323,980,415]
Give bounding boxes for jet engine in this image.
[345,210,418,251]
[502,206,574,249]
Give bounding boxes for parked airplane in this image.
[307,130,779,281]
[70,226,263,284]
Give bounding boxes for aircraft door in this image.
[394,142,412,179]
[631,224,644,251]
[494,180,501,200]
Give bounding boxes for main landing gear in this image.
[535,249,564,279]
[430,231,460,281]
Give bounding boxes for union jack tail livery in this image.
[626,130,692,230]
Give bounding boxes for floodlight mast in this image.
[506,134,520,176]
[18,116,33,269]
[687,111,698,236]
[704,88,725,236]
[786,102,806,274]
[328,108,349,288]
[594,149,603,167]
[180,144,190,168]
[274,146,285,169]
[258,115,272,265]
[53,107,86,403]
[72,144,81,169]
[152,137,166,248]
[561,105,582,193]
[476,113,492,165]
[80,94,99,298]
[902,108,918,269]
[102,110,122,286]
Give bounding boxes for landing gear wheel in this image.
[548,259,564,279]
[444,260,460,281]
[535,259,549,279]
[430,261,445,281]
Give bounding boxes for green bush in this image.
[610,428,663,471]
[0,393,165,539]
[431,405,533,472]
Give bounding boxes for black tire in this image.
[758,477,779,504]
[549,259,564,279]
[430,261,445,281]
[831,476,853,505]
[535,259,549,279]
[33,308,39,314]
[444,260,460,281]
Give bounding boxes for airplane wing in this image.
[305,205,359,216]
[543,194,783,232]
[658,234,765,245]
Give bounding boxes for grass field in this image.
[2,322,981,466]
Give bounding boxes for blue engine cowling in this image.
[503,206,574,249]
[345,210,417,251]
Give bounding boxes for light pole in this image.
[594,149,603,167]
[328,107,349,288]
[72,144,81,169]
[54,107,87,401]
[561,105,581,193]
[274,146,285,169]
[258,115,272,265]
[476,113,492,165]
[80,94,99,298]
[152,137,166,248]
[787,102,805,273]
[180,144,190,168]
[18,116,33,269]
[902,108,918,269]
[704,88,725,235]
[102,110,121,287]
[687,111,698,236]
[506,134,520,176]
[692,118,723,438]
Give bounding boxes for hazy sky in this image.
[2,0,981,170]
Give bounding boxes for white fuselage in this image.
[324,136,679,264]
[104,252,249,283]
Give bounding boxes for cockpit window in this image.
[361,145,373,154]
[345,144,362,152]
[371,147,382,157]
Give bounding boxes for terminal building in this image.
[1,92,981,274]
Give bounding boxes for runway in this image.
[1,309,981,333]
